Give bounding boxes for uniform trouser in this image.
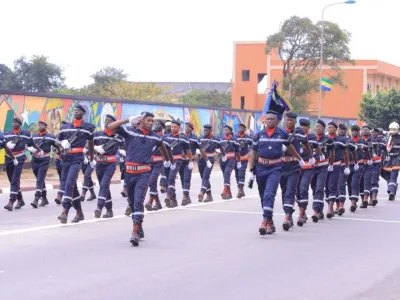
[280,166,301,214]
[296,168,314,208]
[167,160,183,198]
[32,158,50,198]
[360,164,373,196]
[234,160,248,188]
[388,170,399,194]
[256,164,281,220]
[348,164,365,201]
[149,161,163,196]
[371,162,381,193]
[126,171,151,224]
[311,166,328,212]
[220,159,236,187]
[81,163,95,194]
[327,165,342,202]
[60,157,82,210]
[337,167,348,202]
[56,159,62,181]
[160,166,170,187]
[199,158,214,193]
[95,162,116,209]
[179,160,193,195]
[6,158,25,202]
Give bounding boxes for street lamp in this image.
[318,0,356,119]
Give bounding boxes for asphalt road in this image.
[0,172,399,300]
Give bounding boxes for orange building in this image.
[232,41,400,119]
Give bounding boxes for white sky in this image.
[1,0,398,88]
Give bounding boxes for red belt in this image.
[281,156,298,163]
[67,147,84,154]
[96,155,117,163]
[257,157,281,166]
[125,162,151,174]
[152,155,163,163]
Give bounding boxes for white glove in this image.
[119,157,124,163]
[119,149,126,156]
[94,145,105,155]
[373,153,377,158]
[282,144,287,152]
[344,167,350,175]
[237,162,242,169]
[221,156,227,162]
[385,156,390,162]
[27,146,37,153]
[249,173,255,180]
[215,149,221,154]
[83,148,88,154]
[163,161,171,168]
[7,141,15,150]
[299,159,305,167]
[195,149,201,155]
[129,114,144,125]
[90,159,97,168]
[13,158,18,166]
[328,165,334,172]
[206,160,212,168]
[38,150,44,157]
[188,161,194,170]
[354,163,359,171]
[84,156,89,164]
[170,163,176,170]
[367,159,373,166]
[309,157,316,166]
[61,140,71,150]
[320,154,325,161]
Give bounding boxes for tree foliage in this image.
[178,90,231,107]
[359,89,400,129]
[266,15,352,113]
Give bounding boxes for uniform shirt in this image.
[347,136,369,161]
[163,133,189,156]
[387,134,400,156]
[199,135,220,162]
[235,133,253,157]
[314,134,335,160]
[58,120,95,158]
[252,127,290,161]
[3,129,34,160]
[185,132,202,154]
[220,135,239,155]
[94,130,124,156]
[32,132,57,160]
[151,131,165,157]
[0,132,5,150]
[301,133,317,161]
[282,127,308,169]
[328,134,347,162]
[371,135,385,157]
[116,126,163,164]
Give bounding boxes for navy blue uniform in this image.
[297,133,318,208]
[234,133,253,189]
[220,136,240,192]
[347,137,368,202]
[4,129,34,204]
[31,132,57,200]
[280,127,307,215]
[336,134,349,203]
[179,132,201,196]
[385,134,400,196]
[81,146,96,199]
[360,137,374,199]
[311,134,334,212]
[326,135,347,203]
[198,135,220,197]
[94,130,124,214]
[371,135,386,193]
[148,131,165,201]
[253,127,290,221]
[58,121,95,213]
[117,126,163,223]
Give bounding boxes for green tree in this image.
[266,16,352,113]
[0,64,16,89]
[359,89,400,129]
[12,55,65,92]
[91,66,128,86]
[178,90,231,107]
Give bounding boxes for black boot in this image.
[31,197,40,209]
[14,199,25,209]
[39,196,49,207]
[71,210,84,223]
[102,209,113,218]
[4,201,14,211]
[130,223,141,247]
[58,207,69,224]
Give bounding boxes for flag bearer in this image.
[93,114,125,218]
[4,118,42,211]
[234,123,253,198]
[56,105,96,223]
[108,112,171,247]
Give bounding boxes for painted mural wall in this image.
[0,92,357,164]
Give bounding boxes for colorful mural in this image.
[0,92,358,163]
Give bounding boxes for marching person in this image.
[107,112,171,247]
[234,123,253,198]
[93,114,125,218]
[198,124,220,202]
[4,118,42,211]
[280,112,313,231]
[159,120,172,193]
[56,105,96,223]
[359,126,374,208]
[335,124,349,213]
[250,107,300,235]
[29,121,58,208]
[80,143,97,202]
[220,125,240,200]
[54,121,69,205]
[163,120,192,208]
[384,122,400,201]
[370,128,386,205]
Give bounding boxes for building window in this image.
[242,70,250,81]
[257,73,268,94]
[367,84,371,91]
[240,96,245,109]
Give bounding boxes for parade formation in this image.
[0,88,399,248]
